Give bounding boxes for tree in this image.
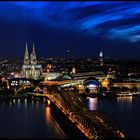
[110,87,120,92]
[131,87,138,93]
[100,87,107,93]
[121,87,129,93]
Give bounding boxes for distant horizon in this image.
[1,54,140,60]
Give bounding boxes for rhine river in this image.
[0,96,140,138]
[0,99,66,139]
[86,96,140,139]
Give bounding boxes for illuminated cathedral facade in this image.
[22,43,43,79]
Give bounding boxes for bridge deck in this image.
[27,93,48,97]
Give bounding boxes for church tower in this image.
[24,43,29,65]
[31,42,37,65]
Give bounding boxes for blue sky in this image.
[0,1,140,58]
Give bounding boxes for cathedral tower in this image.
[31,43,37,65]
[24,43,29,65]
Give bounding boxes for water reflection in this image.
[9,101,12,107]
[24,99,27,109]
[13,99,15,104]
[0,99,66,139]
[45,106,51,125]
[31,100,34,105]
[88,97,98,110]
[44,105,67,138]
[36,100,40,109]
[117,96,132,113]
[18,99,20,108]
[117,96,132,104]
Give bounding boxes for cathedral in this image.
[22,43,43,79]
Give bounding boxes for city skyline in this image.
[0,2,140,138]
[0,1,140,58]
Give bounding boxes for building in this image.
[99,49,104,66]
[67,48,72,63]
[66,48,73,72]
[71,67,76,74]
[83,77,100,96]
[113,82,140,89]
[22,43,43,79]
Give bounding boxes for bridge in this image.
[27,85,128,139]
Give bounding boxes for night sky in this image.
[0,1,140,58]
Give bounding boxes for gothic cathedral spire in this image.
[31,42,37,65]
[24,42,29,65]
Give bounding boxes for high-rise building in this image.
[67,48,72,63]
[22,43,43,79]
[66,48,74,72]
[99,49,104,66]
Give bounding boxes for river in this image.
[85,96,140,138]
[0,98,66,139]
[0,96,139,138]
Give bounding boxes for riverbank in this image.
[97,91,140,98]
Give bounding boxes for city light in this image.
[47,100,51,106]
[0,1,139,139]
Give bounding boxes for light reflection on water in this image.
[44,106,67,138]
[9,101,12,107]
[117,96,132,111]
[0,98,66,139]
[18,99,20,108]
[45,106,51,125]
[117,96,132,104]
[31,100,34,105]
[24,99,27,109]
[13,99,15,104]
[88,97,98,110]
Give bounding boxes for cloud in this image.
[106,25,140,42]
[130,35,140,42]
[0,2,140,42]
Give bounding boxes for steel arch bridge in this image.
[45,85,128,139]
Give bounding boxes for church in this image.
[22,43,43,79]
